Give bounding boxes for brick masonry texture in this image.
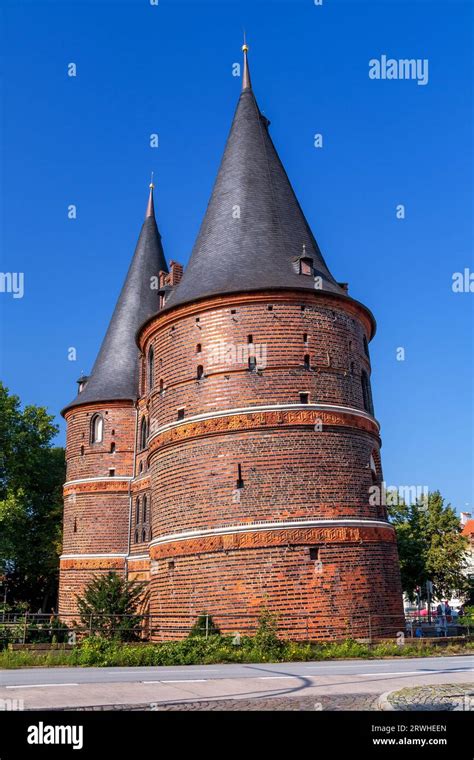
[140,293,373,430]
[59,289,404,638]
[148,538,402,640]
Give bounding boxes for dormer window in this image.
[299,257,313,276]
[90,414,103,444]
[77,375,89,394]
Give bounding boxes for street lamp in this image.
[426,580,433,624]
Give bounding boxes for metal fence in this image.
[0,610,470,646]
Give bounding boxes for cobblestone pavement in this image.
[72,694,379,711]
[386,683,474,711]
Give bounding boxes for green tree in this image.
[389,490,468,601]
[76,572,146,641]
[0,382,65,610]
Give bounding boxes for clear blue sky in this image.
[0,0,472,512]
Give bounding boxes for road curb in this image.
[377,690,396,711]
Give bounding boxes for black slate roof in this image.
[164,67,345,311]
[62,190,167,415]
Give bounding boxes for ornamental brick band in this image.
[59,557,126,570]
[148,407,380,458]
[131,477,151,493]
[63,479,131,497]
[127,557,151,572]
[150,524,395,560]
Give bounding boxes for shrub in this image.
[76,572,146,641]
[251,609,283,659]
[188,612,220,638]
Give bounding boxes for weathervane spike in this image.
[146,174,155,219]
[241,35,251,91]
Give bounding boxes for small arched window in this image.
[361,371,374,415]
[304,354,311,370]
[143,495,147,523]
[134,529,139,544]
[90,414,103,444]
[135,497,140,524]
[159,379,164,393]
[142,528,147,543]
[197,365,204,380]
[140,417,147,450]
[196,344,202,353]
[148,346,154,390]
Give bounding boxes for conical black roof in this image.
[62,187,168,415]
[164,50,345,311]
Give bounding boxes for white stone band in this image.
[63,476,133,487]
[60,552,127,560]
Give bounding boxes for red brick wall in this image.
[148,531,403,640]
[65,402,136,481]
[58,558,126,617]
[136,290,403,639]
[58,402,136,616]
[140,293,374,430]
[59,288,403,637]
[149,427,386,537]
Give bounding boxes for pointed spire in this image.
[164,45,346,313]
[242,35,251,91]
[62,184,168,415]
[146,172,155,219]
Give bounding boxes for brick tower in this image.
[59,45,404,639]
[58,185,168,614]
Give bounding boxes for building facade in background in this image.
[59,48,404,639]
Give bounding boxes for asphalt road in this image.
[0,654,472,686]
[0,656,472,709]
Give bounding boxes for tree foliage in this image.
[389,490,468,601]
[0,382,65,610]
[76,572,146,641]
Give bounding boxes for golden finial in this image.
[149,170,155,190]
